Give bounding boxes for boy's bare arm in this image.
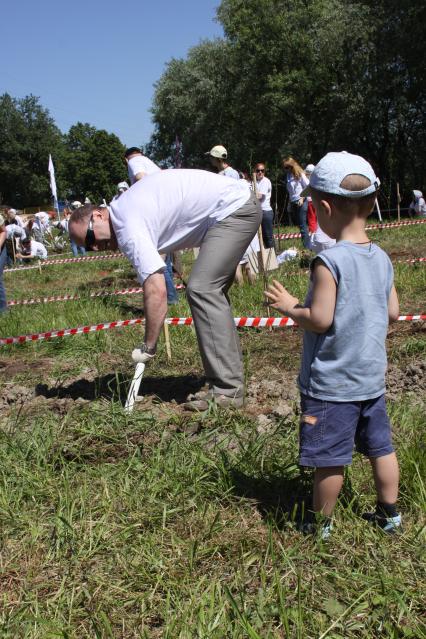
[388,285,399,323]
[265,262,336,333]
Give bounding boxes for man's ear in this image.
[92,208,108,221]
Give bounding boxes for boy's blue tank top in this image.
[298,241,394,402]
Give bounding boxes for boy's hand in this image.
[265,280,299,315]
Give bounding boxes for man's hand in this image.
[132,344,156,364]
[298,197,305,206]
[265,280,299,315]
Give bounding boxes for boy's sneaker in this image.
[362,512,402,534]
[300,519,333,540]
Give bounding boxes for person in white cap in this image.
[117,181,129,195]
[69,169,262,409]
[0,214,7,312]
[408,190,426,218]
[124,147,161,184]
[266,151,401,539]
[206,145,240,180]
[6,208,25,229]
[5,222,27,266]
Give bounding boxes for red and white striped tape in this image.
[366,219,426,230]
[0,314,424,347]
[4,253,124,273]
[398,256,426,264]
[274,218,426,240]
[7,286,143,307]
[6,284,185,307]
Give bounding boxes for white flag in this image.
[48,154,58,210]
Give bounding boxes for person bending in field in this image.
[266,151,401,539]
[16,237,48,261]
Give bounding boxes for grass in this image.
[0,221,425,637]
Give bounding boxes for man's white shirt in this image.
[127,155,161,184]
[219,166,240,180]
[109,169,250,284]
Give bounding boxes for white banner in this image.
[48,154,58,210]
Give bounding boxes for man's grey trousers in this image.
[186,194,262,398]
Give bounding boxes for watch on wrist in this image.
[142,343,156,355]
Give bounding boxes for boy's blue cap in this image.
[302,151,380,198]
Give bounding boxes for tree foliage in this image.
[0,94,64,207]
[149,0,426,200]
[0,94,127,208]
[63,123,126,203]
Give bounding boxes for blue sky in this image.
[1,0,223,147]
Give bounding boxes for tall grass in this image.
[0,223,424,637]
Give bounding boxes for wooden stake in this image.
[163,321,172,361]
[396,182,401,223]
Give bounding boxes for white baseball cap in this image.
[8,208,17,215]
[71,200,82,210]
[302,152,380,198]
[305,163,315,173]
[117,181,129,191]
[205,145,228,159]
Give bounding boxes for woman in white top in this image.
[255,162,275,248]
[282,156,310,249]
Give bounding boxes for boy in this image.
[266,152,401,538]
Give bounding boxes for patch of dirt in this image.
[80,276,139,292]
[1,357,424,421]
[0,357,54,379]
[386,360,426,402]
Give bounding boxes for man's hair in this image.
[69,204,96,225]
[124,147,142,158]
[312,174,377,218]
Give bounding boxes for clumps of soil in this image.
[0,383,90,417]
[1,358,424,422]
[386,360,426,403]
[245,375,299,433]
[0,384,34,410]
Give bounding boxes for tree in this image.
[0,93,64,207]
[149,0,426,202]
[63,123,127,202]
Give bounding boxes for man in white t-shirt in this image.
[69,169,261,409]
[205,145,240,180]
[124,147,161,185]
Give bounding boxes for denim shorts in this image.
[299,393,394,467]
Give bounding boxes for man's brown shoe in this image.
[183,394,244,412]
